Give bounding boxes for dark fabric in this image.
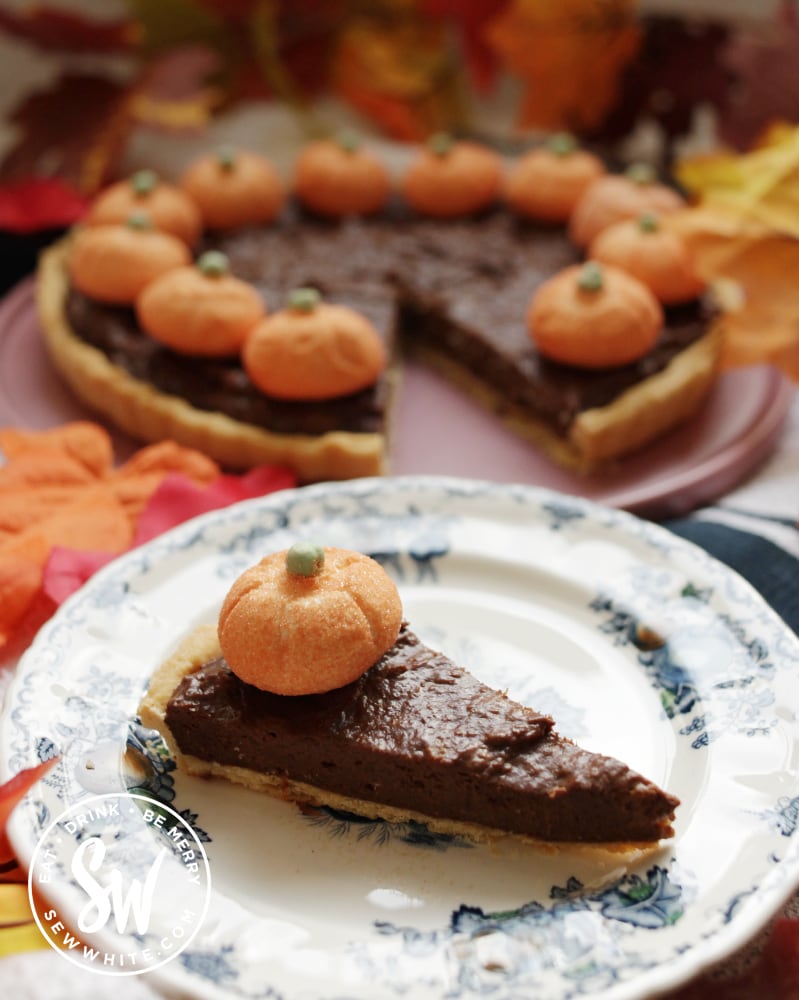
[0,229,65,295]
[665,517,799,636]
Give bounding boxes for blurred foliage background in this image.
[1,0,797,201]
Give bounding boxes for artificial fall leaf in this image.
[669,919,799,999]
[271,0,347,96]
[0,422,298,655]
[0,884,34,924]
[127,0,228,55]
[193,0,262,20]
[0,422,114,475]
[332,13,463,141]
[0,177,88,234]
[0,5,136,53]
[486,0,642,133]
[668,120,799,381]
[0,423,220,648]
[0,73,134,194]
[130,44,224,132]
[128,0,336,113]
[666,206,799,380]
[720,0,799,150]
[248,0,314,111]
[675,124,799,240]
[420,0,511,92]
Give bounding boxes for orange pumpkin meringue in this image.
[218,543,403,695]
[180,146,286,230]
[569,164,686,248]
[68,213,191,305]
[589,213,706,305]
[527,260,663,369]
[136,250,266,357]
[505,133,606,223]
[293,133,391,218]
[242,287,387,400]
[401,133,503,218]
[85,169,202,247]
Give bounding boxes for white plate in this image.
[4,476,799,999]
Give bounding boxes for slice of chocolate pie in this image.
[139,545,679,848]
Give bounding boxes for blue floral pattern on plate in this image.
[2,476,799,1000]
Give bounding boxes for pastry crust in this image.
[37,241,388,482]
[38,237,720,477]
[411,322,721,471]
[139,625,664,857]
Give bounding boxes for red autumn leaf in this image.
[0,177,88,233]
[0,5,135,53]
[132,464,296,545]
[0,73,135,194]
[268,0,347,97]
[667,918,799,998]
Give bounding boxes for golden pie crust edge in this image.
[38,238,722,476]
[139,624,662,858]
[411,322,722,470]
[36,241,389,482]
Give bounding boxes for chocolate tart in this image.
[139,621,679,848]
[37,207,722,481]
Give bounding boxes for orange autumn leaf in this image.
[8,486,133,556]
[0,421,113,477]
[0,423,222,652]
[0,486,94,542]
[486,0,642,132]
[667,206,799,378]
[669,126,799,382]
[0,487,133,645]
[0,449,99,492]
[108,475,178,524]
[0,552,45,647]
[711,237,799,373]
[109,445,219,522]
[331,15,462,141]
[114,439,219,482]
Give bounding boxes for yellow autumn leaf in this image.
[666,209,799,377]
[670,122,799,380]
[675,122,799,239]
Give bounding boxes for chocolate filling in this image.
[165,624,678,843]
[65,207,716,439]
